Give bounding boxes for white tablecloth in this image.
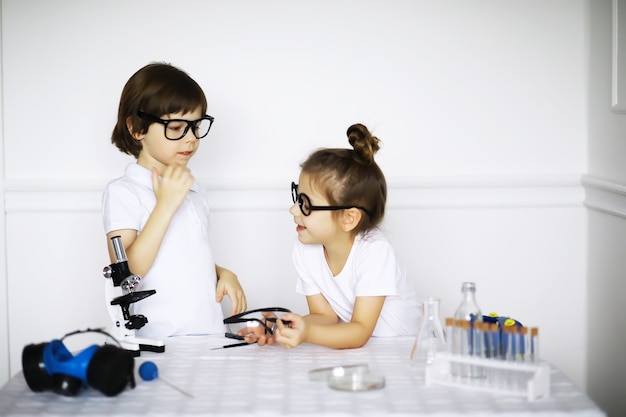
[0,335,606,416]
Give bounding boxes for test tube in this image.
[481,322,494,382]
[488,322,500,360]
[449,319,462,377]
[481,322,491,358]
[518,326,528,362]
[470,320,486,379]
[453,320,471,377]
[460,320,471,355]
[503,325,521,391]
[503,325,517,362]
[453,319,464,354]
[472,320,484,359]
[530,327,540,363]
[445,318,454,354]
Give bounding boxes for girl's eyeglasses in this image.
[291,182,371,217]
[137,111,214,140]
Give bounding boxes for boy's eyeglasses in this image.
[137,111,214,140]
[291,182,372,217]
[223,307,292,340]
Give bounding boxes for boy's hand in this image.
[151,165,194,213]
[216,268,247,315]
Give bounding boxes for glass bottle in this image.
[410,297,447,367]
[454,282,483,354]
[453,282,485,378]
[454,282,482,325]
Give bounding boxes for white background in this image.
[1,1,624,415]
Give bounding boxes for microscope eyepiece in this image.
[111,236,128,263]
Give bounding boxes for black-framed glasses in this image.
[291,182,371,217]
[223,307,292,339]
[137,111,214,140]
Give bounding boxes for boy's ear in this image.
[126,116,144,140]
[341,208,362,233]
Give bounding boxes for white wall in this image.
[0,0,590,396]
[0,1,8,395]
[585,1,626,416]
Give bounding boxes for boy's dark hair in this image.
[111,62,208,158]
[301,123,387,235]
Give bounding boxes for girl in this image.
[250,123,420,349]
[102,62,246,340]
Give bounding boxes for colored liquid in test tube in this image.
[481,322,491,358]
[503,325,517,361]
[489,322,500,359]
[518,326,528,362]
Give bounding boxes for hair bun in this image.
[347,123,380,165]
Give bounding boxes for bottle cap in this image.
[504,318,517,327]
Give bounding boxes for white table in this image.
[0,335,606,416]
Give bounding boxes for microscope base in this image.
[139,343,166,353]
[107,329,165,355]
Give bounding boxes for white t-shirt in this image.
[293,229,420,337]
[102,163,225,339]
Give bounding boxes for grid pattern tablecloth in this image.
[0,335,606,416]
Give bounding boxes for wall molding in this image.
[3,175,585,213]
[582,175,626,218]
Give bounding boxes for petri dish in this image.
[308,364,369,381]
[327,370,385,392]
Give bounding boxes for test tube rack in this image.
[425,352,551,401]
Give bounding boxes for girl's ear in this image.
[341,208,362,233]
[126,116,144,140]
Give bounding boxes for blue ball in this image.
[138,361,159,381]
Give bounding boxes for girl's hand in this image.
[215,267,247,315]
[274,313,307,349]
[238,311,279,346]
[151,165,194,214]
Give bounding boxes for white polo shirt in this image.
[102,163,225,339]
[293,228,420,337]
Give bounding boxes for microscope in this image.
[102,235,165,356]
